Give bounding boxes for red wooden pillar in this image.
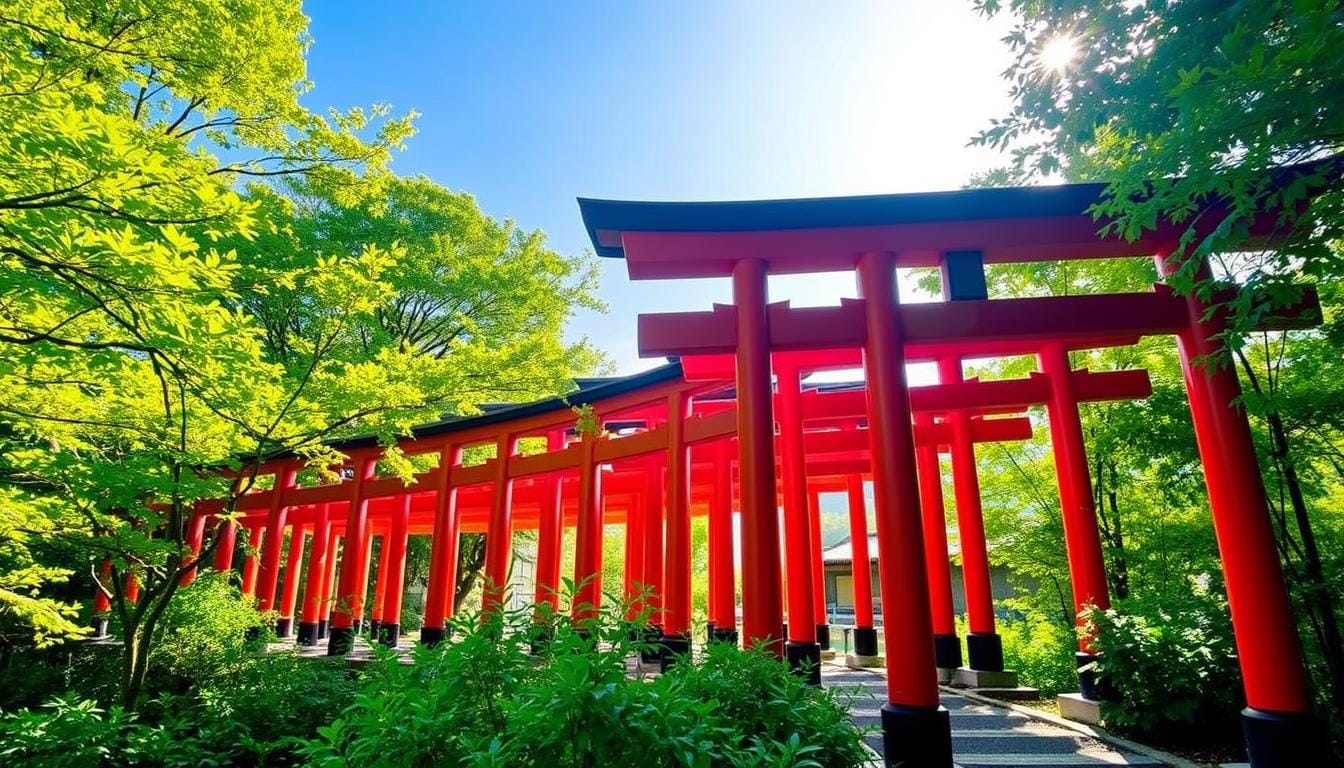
[808,488,830,652]
[92,558,112,637]
[328,457,375,655]
[1039,342,1113,690]
[733,258,784,656]
[941,357,1002,673]
[213,517,238,573]
[482,434,519,614]
[298,504,331,645]
[642,462,666,627]
[572,428,604,624]
[914,416,962,671]
[422,446,464,644]
[660,392,693,666]
[376,494,412,646]
[708,440,737,642]
[776,359,821,679]
[255,466,299,614]
[534,431,566,616]
[240,525,264,598]
[1155,252,1321,761]
[124,569,140,604]
[844,475,880,659]
[180,506,208,586]
[354,525,375,632]
[318,533,341,639]
[623,487,645,615]
[276,522,308,637]
[369,532,390,636]
[856,250,951,766]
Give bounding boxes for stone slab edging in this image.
[944,685,1206,768]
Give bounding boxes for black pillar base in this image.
[780,621,788,642]
[1242,707,1327,768]
[815,623,831,650]
[1069,650,1102,699]
[245,626,261,641]
[659,634,692,672]
[275,617,293,638]
[786,641,822,686]
[327,626,355,656]
[640,624,663,663]
[880,703,952,768]
[854,626,879,657]
[705,621,716,645]
[710,627,739,645]
[297,621,320,646]
[351,619,364,635]
[420,625,445,647]
[317,619,329,639]
[966,632,1004,672]
[933,633,962,670]
[368,619,381,637]
[92,618,109,638]
[378,622,400,647]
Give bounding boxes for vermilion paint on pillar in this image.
[278,522,308,632]
[708,441,737,631]
[856,251,941,708]
[378,495,412,644]
[1156,252,1312,716]
[844,475,874,628]
[572,429,604,622]
[240,526,264,598]
[255,466,298,613]
[533,432,565,613]
[482,435,519,614]
[662,392,693,637]
[776,360,818,649]
[914,419,957,638]
[423,445,463,637]
[1039,342,1112,650]
[733,259,784,655]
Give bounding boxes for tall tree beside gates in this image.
[0,0,602,708]
[973,0,1344,726]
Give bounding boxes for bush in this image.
[998,614,1080,697]
[1084,587,1242,734]
[146,573,270,697]
[301,601,869,767]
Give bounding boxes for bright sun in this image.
[1039,35,1079,73]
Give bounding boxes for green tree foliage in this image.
[0,0,602,709]
[972,0,1343,339]
[965,2,1344,742]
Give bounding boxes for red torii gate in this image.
[575,182,1322,767]
[100,179,1325,768]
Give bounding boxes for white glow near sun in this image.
[1039,35,1079,73]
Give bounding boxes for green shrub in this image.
[998,614,1080,696]
[1084,587,1242,734]
[146,573,270,697]
[301,601,869,767]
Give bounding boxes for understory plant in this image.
[301,598,869,768]
[1083,583,1242,734]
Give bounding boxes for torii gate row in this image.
[577,179,1325,766]
[212,404,1033,640]
[207,361,1144,651]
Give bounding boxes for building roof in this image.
[823,533,961,564]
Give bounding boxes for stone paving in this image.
[821,665,1171,767]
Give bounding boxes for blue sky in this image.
[304,2,1016,375]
